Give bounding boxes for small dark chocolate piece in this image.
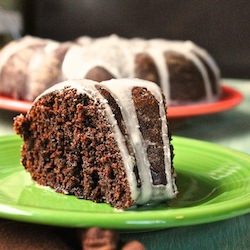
[81,227,118,250]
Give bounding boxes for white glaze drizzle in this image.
[0,36,48,75]
[0,36,61,101]
[101,78,177,203]
[62,44,122,79]
[186,41,221,95]
[100,79,153,204]
[28,40,60,73]
[146,47,170,102]
[26,40,60,101]
[148,39,217,103]
[35,78,177,205]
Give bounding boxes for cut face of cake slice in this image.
[14,78,178,209]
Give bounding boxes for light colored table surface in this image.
[0,78,249,249]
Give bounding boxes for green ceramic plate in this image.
[0,135,249,230]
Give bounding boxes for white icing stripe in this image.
[186,41,221,94]
[147,48,170,102]
[156,94,178,199]
[148,40,214,102]
[0,36,60,73]
[62,45,122,79]
[182,50,213,101]
[26,41,61,101]
[0,36,47,75]
[34,78,177,205]
[100,80,153,204]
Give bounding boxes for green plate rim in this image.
[0,135,249,230]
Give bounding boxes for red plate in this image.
[0,85,243,119]
[167,85,243,119]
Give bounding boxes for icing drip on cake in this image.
[35,78,177,205]
[0,36,57,75]
[0,36,61,101]
[101,79,177,203]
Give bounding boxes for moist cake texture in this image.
[14,78,177,209]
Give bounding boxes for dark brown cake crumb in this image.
[13,79,177,209]
[13,88,133,208]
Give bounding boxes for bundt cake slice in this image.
[14,79,177,209]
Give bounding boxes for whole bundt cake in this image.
[0,35,220,105]
[14,78,177,209]
[67,35,221,105]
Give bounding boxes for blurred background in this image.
[0,0,250,79]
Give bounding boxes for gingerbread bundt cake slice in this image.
[14,79,177,209]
